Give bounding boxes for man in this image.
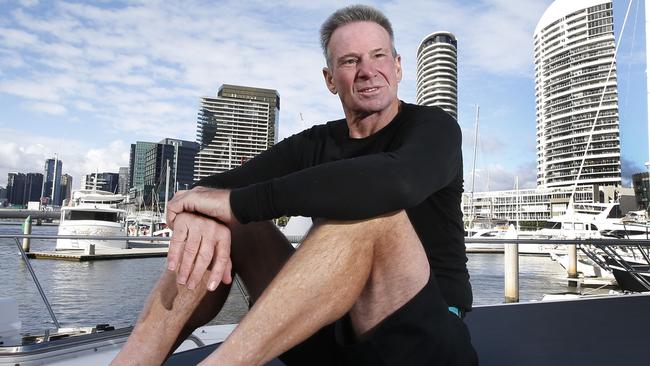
[112,4,477,365]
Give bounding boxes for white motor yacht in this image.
[56,189,127,251]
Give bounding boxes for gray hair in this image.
[319,4,397,68]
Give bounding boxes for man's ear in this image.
[323,67,337,94]
[395,54,403,82]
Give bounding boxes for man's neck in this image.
[345,99,401,139]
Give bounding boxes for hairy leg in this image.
[203,211,429,366]
[111,220,295,366]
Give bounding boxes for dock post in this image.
[22,215,32,252]
[567,244,578,287]
[504,243,519,303]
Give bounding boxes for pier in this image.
[1,233,169,261]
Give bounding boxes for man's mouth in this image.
[358,86,381,93]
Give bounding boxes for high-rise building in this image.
[194,84,280,181]
[129,141,156,193]
[0,186,6,200]
[416,32,458,120]
[143,138,199,204]
[6,172,43,206]
[42,157,63,205]
[118,167,129,195]
[60,174,73,204]
[25,173,44,202]
[534,0,620,188]
[6,173,26,206]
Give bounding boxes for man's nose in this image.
[356,58,376,79]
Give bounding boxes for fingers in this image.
[166,186,234,226]
[207,229,232,291]
[186,233,216,290]
[168,212,233,292]
[177,225,202,286]
[167,218,188,271]
[166,189,189,229]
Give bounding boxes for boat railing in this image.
[3,234,171,331]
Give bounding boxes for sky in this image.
[0,0,647,192]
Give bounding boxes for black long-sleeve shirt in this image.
[198,102,472,310]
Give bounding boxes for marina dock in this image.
[26,247,168,261]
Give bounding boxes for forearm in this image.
[200,220,375,366]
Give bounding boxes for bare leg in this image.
[203,211,429,366]
[111,220,295,366]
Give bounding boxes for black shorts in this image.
[279,275,478,365]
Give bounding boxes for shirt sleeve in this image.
[231,107,462,223]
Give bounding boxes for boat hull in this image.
[56,221,127,250]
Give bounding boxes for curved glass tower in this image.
[534,0,620,188]
[416,32,458,120]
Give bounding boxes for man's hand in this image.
[167,212,233,291]
[166,186,236,229]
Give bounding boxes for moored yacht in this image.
[56,189,127,251]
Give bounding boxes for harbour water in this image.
[1,223,581,334]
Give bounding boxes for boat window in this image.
[543,221,561,229]
[574,223,584,230]
[590,224,598,231]
[607,205,623,219]
[66,211,120,222]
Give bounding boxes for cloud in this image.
[465,161,537,192]
[26,101,67,115]
[621,157,645,187]
[18,0,39,7]
[0,128,129,188]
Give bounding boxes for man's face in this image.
[323,21,402,118]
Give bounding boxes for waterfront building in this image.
[60,174,73,205]
[6,173,26,206]
[42,157,63,206]
[5,172,44,206]
[462,183,638,228]
[143,138,199,204]
[534,0,621,188]
[0,186,6,200]
[25,173,44,203]
[118,167,129,195]
[633,172,649,211]
[83,172,119,193]
[194,84,280,181]
[416,31,458,120]
[129,141,156,198]
[462,185,596,226]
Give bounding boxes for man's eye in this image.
[343,59,357,65]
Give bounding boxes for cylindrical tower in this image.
[416,31,458,120]
[534,0,621,188]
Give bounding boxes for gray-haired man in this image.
[113,5,477,365]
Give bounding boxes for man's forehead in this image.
[328,21,391,54]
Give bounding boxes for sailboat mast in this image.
[646,0,650,176]
[164,159,170,220]
[469,105,480,229]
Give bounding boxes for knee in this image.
[312,210,410,249]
